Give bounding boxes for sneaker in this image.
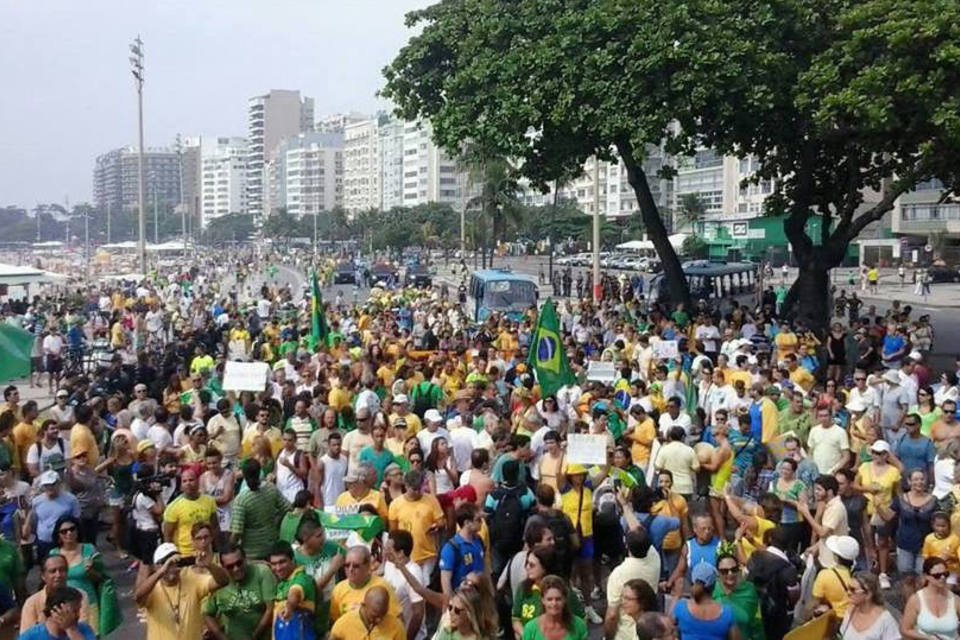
[590,586,603,601]
[879,573,891,590]
[584,606,603,625]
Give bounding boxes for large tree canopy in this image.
[385,0,960,330]
[383,0,783,307]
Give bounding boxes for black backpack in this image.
[411,381,438,418]
[491,486,526,556]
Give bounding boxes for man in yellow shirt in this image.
[774,321,799,360]
[329,546,401,623]
[329,586,405,640]
[69,405,100,467]
[335,469,389,522]
[388,395,421,440]
[162,468,219,556]
[189,344,215,375]
[625,404,656,466]
[388,470,445,573]
[241,406,284,458]
[12,400,39,471]
[785,354,815,393]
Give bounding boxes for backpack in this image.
[34,438,66,471]
[411,381,438,419]
[490,486,526,556]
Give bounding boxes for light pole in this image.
[130,36,147,273]
[592,156,601,302]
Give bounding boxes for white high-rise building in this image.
[343,117,381,214]
[402,121,466,209]
[671,149,774,221]
[269,132,344,217]
[200,137,247,227]
[246,90,314,217]
[379,116,406,211]
[317,112,368,134]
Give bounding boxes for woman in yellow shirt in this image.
[854,442,900,585]
[559,463,606,621]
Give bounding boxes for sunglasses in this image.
[58,525,78,534]
[448,605,464,614]
[344,562,366,568]
[717,567,739,576]
[222,559,244,570]
[930,571,950,580]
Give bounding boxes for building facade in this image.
[93,146,181,214]
[268,132,344,217]
[200,137,248,227]
[402,121,466,209]
[246,90,315,217]
[342,117,381,214]
[379,116,406,211]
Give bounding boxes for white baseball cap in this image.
[393,394,409,404]
[424,409,443,424]
[153,542,179,565]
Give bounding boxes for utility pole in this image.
[130,36,147,273]
[592,156,601,302]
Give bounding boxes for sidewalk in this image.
[2,377,58,413]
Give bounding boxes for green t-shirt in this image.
[512,587,585,627]
[230,485,291,560]
[0,538,23,600]
[295,540,346,634]
[203,563,277,640]
[521,615,588,640]
[276,567,317,630]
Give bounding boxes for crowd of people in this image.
[0,246,958,640]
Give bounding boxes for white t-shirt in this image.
[807,425,851,474]
[658,412,693,438]
[131,418,150,442]
[133,492,159,531]
[42,334,65,356]
[695,325,721,353]
[256,299,272,319]
[145,310,164,333]
[25,438,67,474]
[383,560,426,640]
[448,426,479,473]
[147,424,174,451]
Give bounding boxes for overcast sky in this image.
[0,0,431,209]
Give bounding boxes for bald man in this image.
[330,586,406,640]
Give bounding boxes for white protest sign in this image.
[586,361,617,383]
[653,340,679,360]
[566,433,609,465]
[222,361,270,392]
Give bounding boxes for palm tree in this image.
[461,147,523,268]
[675,193,708,234]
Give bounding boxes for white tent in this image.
[616,234,689,251]
[0,264,68,287]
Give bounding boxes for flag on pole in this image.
[527,298,576,398]
[310,271,328,351]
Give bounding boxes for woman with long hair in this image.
[901,557,960,640]
[854,439,900,588]
[672,563,739,640]
[914,385,941,438]
[426,436,458,495]
[101,430,137,557]
[839,572,899,640]
[51,515,106,635]
[520,575,588,640]
[713,554,762,640]
[769,457,806,554]
[512,549,584,638]
[162,372,184,415]
[610,579,658,640]
[434,585,492,640]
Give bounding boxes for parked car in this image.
[333,262,356,284]
[926,264,960,283]
[405,265,433,288]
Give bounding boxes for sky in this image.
[0,0,432,209]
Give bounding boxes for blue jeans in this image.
[897,547,924,575]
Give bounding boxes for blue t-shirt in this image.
[31,493,81,544]
[673,599,736,640]
[894,436,936,477]
[20,621,96,640]
[882,335,905,360]
[438,533,485,590]
[621,514,680,550]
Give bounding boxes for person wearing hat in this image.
[388,394,421,440]
[334,464,389,522]
[855,439,900,589]
[810,535,860,619]
[49,389,74,432]
[416,409,449,456]
[25,470,80,560]
[134,540,229,640]
[672,562,737,639]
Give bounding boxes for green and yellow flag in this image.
[309,271,328,351]
[527,298,575,398]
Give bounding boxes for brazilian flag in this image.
[527,298,575,398]
[309,271,328,351]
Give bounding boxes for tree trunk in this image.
[782,243,845,335]
[618,144,691,309]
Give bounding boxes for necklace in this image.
[160,581,182,625]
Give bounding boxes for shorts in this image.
[577,536,594,560]
[31,356,43,373]
[45,355,62,374]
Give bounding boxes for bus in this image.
[647,260,760,305]
[467,269,539,322]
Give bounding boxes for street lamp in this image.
[130,36,147,273]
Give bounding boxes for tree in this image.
[696,0,960,330]
[381,0,762,308]
[462,149,524,268]
[202,214,255,244]
[675,194,707,235]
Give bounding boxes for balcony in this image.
[896,203,960,235]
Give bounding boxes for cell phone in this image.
[177,556,196,567]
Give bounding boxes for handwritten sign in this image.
[222,361,270,392]
[566,433,609,465]
[653,340,679,360]
[586,361,617,383]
